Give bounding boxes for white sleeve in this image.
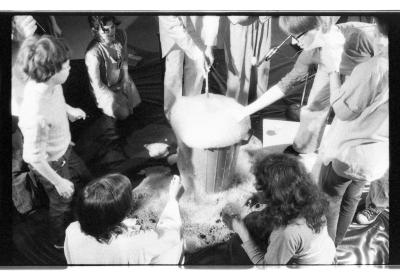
[159,16,203,60]
[202,16,219,47]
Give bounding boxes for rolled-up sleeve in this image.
[331,62,376,121]
[242,229,298,265]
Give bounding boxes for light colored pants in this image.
[224,17,272,105]
[164,48,204,118]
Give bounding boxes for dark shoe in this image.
[356,206,385,225]
[283,145,300,156]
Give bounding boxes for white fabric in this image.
[19,82,71,163]
[64,199,183,264]
[170,93,251,149]
[159,16,219,58]
[163,48,205,116]
[320,55,389,182]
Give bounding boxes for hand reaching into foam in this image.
[168,175,185,201]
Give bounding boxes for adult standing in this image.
[159,16,219,119]
[223,16,272,105]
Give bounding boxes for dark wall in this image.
[56,15,160,60]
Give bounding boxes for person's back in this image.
[65,219,182,264]
[265,218,335,265]
[64,174,184,264]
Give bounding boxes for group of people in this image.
[10,14,389,265]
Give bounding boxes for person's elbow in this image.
[22,152,44,167]
[332,102,361,121]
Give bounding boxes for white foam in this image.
[170,93,251,149]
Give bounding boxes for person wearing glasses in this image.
[85,16,141,122]
[238,16,375,156]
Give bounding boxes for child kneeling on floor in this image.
[223,153,336,265]
[64,174,184,264]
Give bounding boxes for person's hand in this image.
[12,16,37,42]
[204,46,214,68]
[192,49,207,79]
[68,107,86,122]
[55,178,74,199]
[319,29,345,74]
[123,80,140,114]
[232,218,251,240]
[221,202,242,230]
[168,175,185,201]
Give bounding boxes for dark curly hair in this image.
[253,153,328,233]
[17,35,70,82]
[88,16,121,32]
[76,173,133,244]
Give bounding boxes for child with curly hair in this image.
[223,153,335,264]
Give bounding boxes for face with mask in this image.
[98,20,116,44]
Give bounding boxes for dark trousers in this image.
[30,146,92,245]
[319,163,365,246]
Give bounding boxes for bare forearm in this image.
[244,85,285,116]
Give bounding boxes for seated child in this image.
[223,153,336,265]
[64,174,184,264]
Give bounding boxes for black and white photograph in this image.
[1,2,399,270]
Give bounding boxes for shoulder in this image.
[355,56,388,77]
[279,218,311,239]
[86,40,102,58]
[339,22,375,52]
[66,221,81,234]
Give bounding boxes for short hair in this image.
[88,16,121,32]
[253,153,328,233]
[16,35,70,83]
[279,16,336,36]
[76,173,133,244]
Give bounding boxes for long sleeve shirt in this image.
[277,22,375,96]
[242,218,336,265]
[158,16,219,58]
[319,53,389,182]
[64,199,183,264]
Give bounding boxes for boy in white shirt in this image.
[17,35,92,248]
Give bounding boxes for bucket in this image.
[177,131,252,195]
